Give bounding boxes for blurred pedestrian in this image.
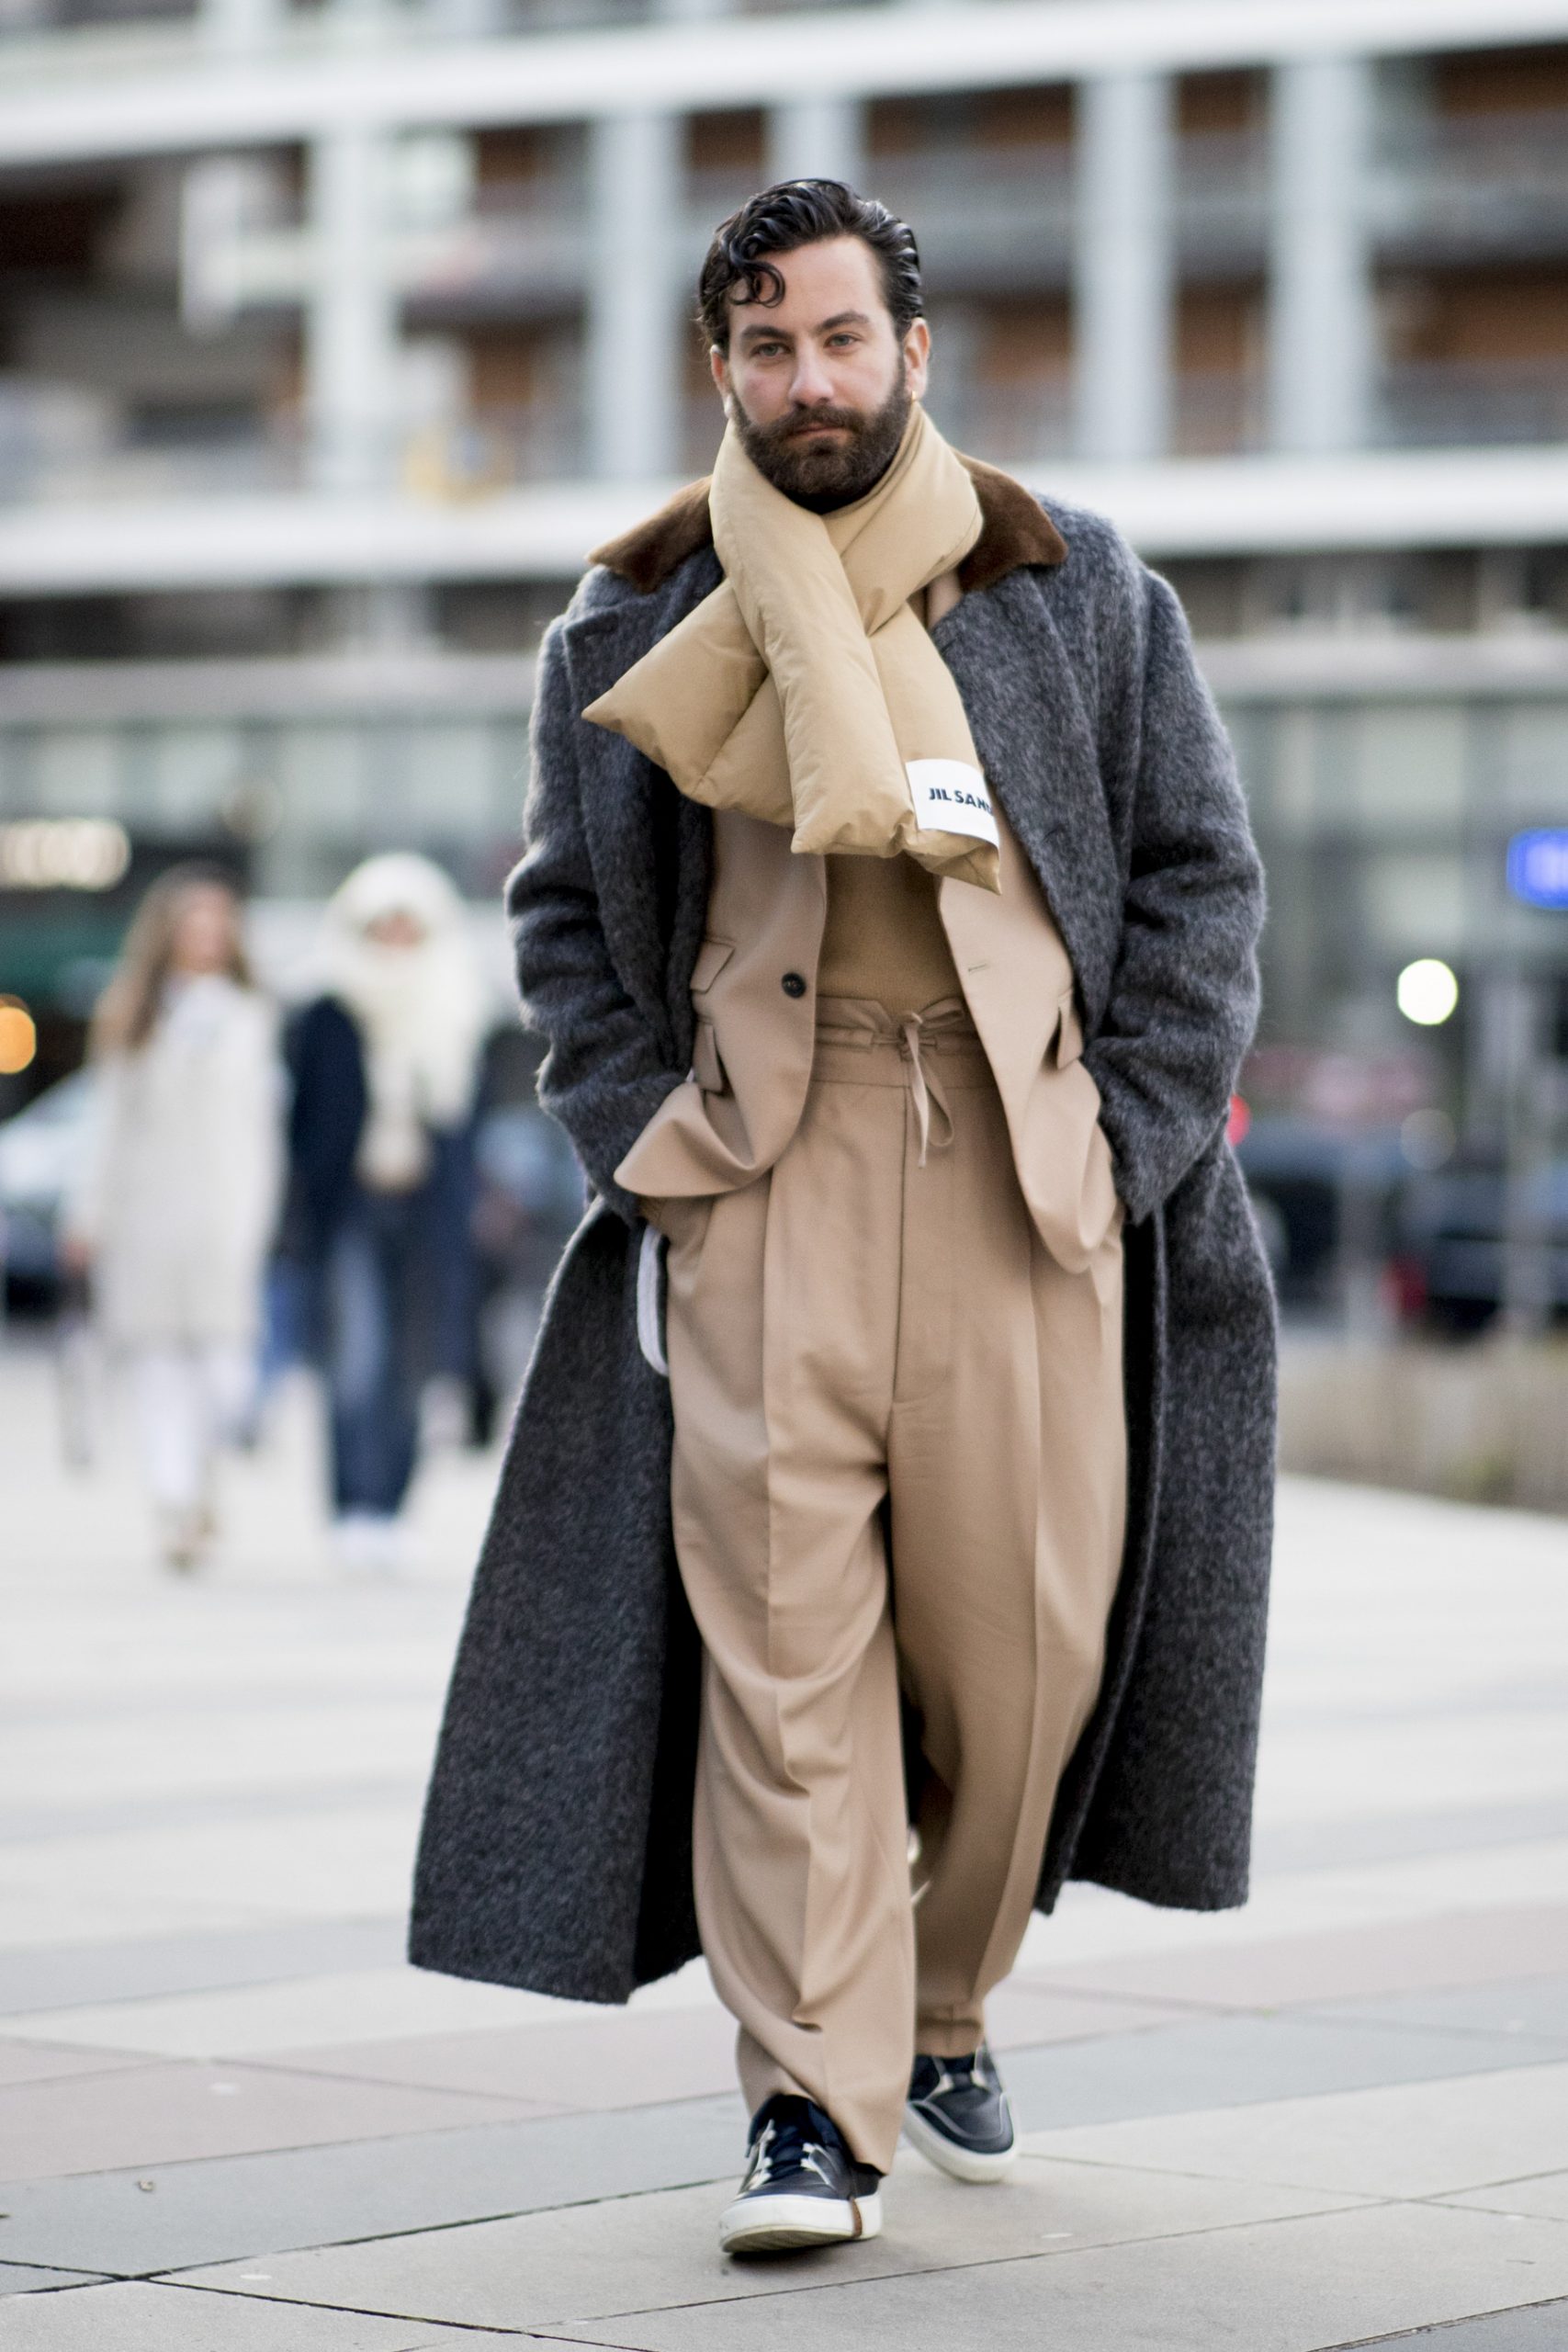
[63,865,283,1571]
[285,854,488,1570]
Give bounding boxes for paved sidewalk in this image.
[3,1338,1567,2348]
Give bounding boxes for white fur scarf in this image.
[320,856,488,1193]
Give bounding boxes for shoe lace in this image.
[926,2048,993,2099]
[749,2100,840,2187]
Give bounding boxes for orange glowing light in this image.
[0,997,38,1076]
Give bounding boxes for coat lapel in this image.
[561,564,719,1064]
[935,573,1122,1028]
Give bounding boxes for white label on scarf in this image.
[906,760,999,848]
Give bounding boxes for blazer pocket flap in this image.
[691,935,736,994]
[1054,986,1085,1069]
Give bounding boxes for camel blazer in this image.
[615,802,1121,1276]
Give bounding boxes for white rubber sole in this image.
[718,2187,883,2256]
[903,2102,1018,2184]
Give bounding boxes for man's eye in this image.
[828,334,860,349]
[752,343,787,359]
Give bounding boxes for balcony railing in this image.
[872,146,1076,289]
[3,352,1564,513]
[0,397,304,503]
[931,380,1074,469]
[1375,108,1568,254]
[1376,359,1568,449]
[0,0,872,52]
[0,388,586,504]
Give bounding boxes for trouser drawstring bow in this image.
[897,1013,957,1168]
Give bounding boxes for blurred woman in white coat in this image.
[65,866,284,1570]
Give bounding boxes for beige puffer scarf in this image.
[582,404,1001,892]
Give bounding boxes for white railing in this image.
[1376,360,1568,450]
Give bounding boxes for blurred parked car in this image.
[1235,1116,1408,1314]
[0,1069,94,1312]
[1398,1158,1568,1334]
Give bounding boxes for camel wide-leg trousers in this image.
[662,998,1126,2174]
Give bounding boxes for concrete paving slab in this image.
[0,1780,427,1848]
[2,1963,581,2057]
[1255,1714,1568,1849]
[0,2058,544,2181]
[258,2002,740,2109]
[1032,1905,1568,2014]
[1355,2298,1568,2347]
[256,1989,1187,2110]
[0,1804,427,1936]
[980,1984,1190,2048]
[178,2149,1370,2331]
[0,2278,529,2350]
[538,2202,1568,2352]
[996,2009,1567,2132]
[1303,1976,1568,2046]
[1438,2173,1568,2223]
[0,2264,108,2295]
[0,1922,407,2018]
[0,2041,150,2089]
[0,2094,745,2275]
[0,1682,435,1805]
[0,1894,295,1959]
[1256,1801,1568,1878]
[1019,2059,1568,2200]
[1012,1846,1568,1997]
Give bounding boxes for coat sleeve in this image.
[508,616,685,1221]
[1082,564,1264,1226]
[286,996,366,1241]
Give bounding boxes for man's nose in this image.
[788,349,836,407]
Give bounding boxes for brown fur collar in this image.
[588,451,1067,597]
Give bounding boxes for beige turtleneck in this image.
[816,569,967,1017]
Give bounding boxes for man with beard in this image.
[411,181,1276,2260]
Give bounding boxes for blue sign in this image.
[1507,830,1568,910]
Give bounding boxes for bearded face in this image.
[713,233,930,514]
[728,368,912,514]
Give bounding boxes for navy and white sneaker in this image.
[905,2044,1017,2182]
[718,2094,883,2256]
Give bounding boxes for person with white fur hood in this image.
[284,854,490,1566]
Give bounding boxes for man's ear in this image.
[903,317,931,403]
[709,345,730,396]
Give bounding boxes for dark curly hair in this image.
[697,178,923,354]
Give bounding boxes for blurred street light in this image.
[1397,958,1459,1027]
[0,999,38,1077]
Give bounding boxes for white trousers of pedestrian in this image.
[129,1341,254,1514]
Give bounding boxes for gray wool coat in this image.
[410,482,1278,2005]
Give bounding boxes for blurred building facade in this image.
[1,0,1567,1150]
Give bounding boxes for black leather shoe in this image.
[719,2094,883,2256]
[905,2043,1017,2181]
